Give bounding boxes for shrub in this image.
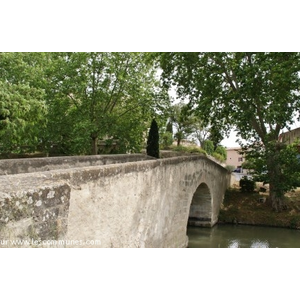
[212,152,225,162]
[160,132,173,149]
[171,145,186,152]
[226,165,235,172]
[202,140,214,155]
[215,145,227,160]
[290,215,300,229]
[188,146,206,154]
[170,145,207,155]
[240,176,256,192]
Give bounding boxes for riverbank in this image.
[218,187,300,229]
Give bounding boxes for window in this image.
[238,157,243,162]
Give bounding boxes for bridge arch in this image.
[188,182,213,227]
[0,154,230,248]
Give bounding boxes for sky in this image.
[220,129,240,148]
[221,118,300,148]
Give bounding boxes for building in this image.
[279,127,300,145]
[226,147,245,170]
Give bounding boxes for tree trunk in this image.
[91,135,98,155]
[266,145,284,212]
[269,182,284,212]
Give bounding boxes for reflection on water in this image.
[228,239,269,248]
[187,224,300,248]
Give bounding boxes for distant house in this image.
[279,127,300,145]
[226,147,245,171]
[278,127,300,154]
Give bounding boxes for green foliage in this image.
[189,120,210,147]
[0,52,172,157]
[166,121,173,134]
[225,165,236,172]
[289,215,300,229]
[170,103,195,146]
[160,131,173,149]
[212,145,227,162]
[202,140,214,155]
[171,145,186,152]
[215,145,227,160]
[208,124,224,150]
[239,176,256,193]
[158,52,300,210]
[212,152,225,163]
[146,119,160,158]
[188,146,206,154]
[170,144,206,155]
[241,159,256,171]
[246,141,300,195]
[51,52,162,155]
[0,53,47,154]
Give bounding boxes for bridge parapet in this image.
[0,154,230,247]
[0,154,154,176]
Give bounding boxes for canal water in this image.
[187,224,300,248]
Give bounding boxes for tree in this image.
[0,53,47,155]
[208,124,224,150]
[166,120,173,134]
[0,52,171,156]
[146,119,159,158]
[170,103,195,146]
[159,52,300,211]
[244,141,300,192]
[192,123,209,147]
[45,52,170,155]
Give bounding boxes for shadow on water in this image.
[187,224,300,248]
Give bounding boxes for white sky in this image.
[221,118,300,148]
[220,129,240,148]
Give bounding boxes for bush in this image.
[202,140,214,155]
[171,145,186,152]
[212,152,225,162]
[215,145,227,160]
[188,146,206,154]
[226,165,236,172]
[290,215,300,229]
[169,145,207,155]
[160,132,173,149]
[239,176,256,192]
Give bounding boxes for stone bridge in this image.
[0,153,230,248]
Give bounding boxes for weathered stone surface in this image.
[0,154,230,248]
[0,182,70,245]
[0,154,154,175]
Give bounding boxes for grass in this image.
[219,187,300,229]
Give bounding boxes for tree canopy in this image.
[2,52,300,211]
[0,52,170,156]
[158,52,300,210]
[0,53,47,155]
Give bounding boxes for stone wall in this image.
[0,153,154,175]
[0,154,230,248]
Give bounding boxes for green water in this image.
[187,224,300,248]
